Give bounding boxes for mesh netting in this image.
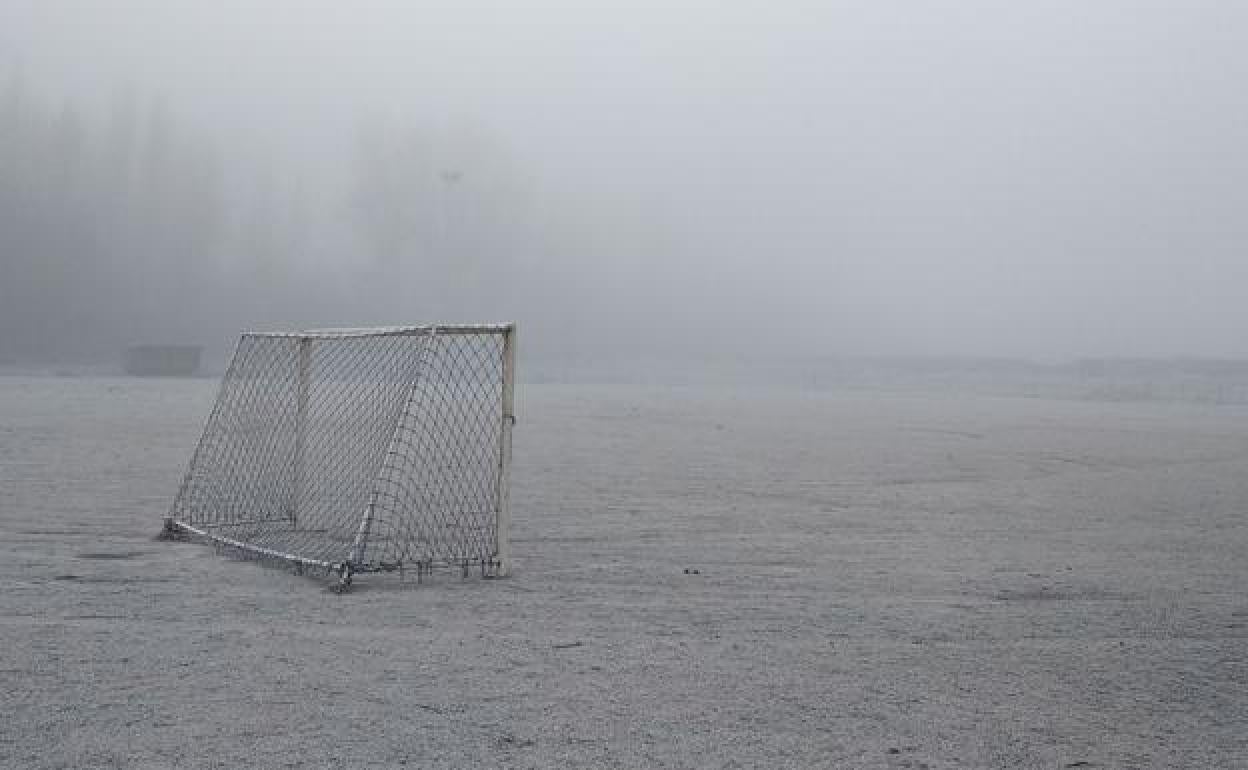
[169,325,512,579]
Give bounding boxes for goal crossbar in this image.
[250,323,516,339]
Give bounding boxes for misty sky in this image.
[3,1,1247,360]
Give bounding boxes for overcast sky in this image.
[3,1,1247,360]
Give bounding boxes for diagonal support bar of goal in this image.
[164,323,516,586]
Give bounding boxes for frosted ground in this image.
[1,376,1246,768]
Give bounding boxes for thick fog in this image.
[3,1,1247,369]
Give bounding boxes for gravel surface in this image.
[2,376,1247,768]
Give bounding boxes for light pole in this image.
[437,169,462,317]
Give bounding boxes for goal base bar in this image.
[160,518,506,585]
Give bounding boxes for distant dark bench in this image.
[123,345,202,376]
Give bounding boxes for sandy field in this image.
[1,376,1246,768]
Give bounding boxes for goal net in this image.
[165,324,515,588]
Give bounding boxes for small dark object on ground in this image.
[76,551,146,560]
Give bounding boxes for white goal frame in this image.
[162,323,516,590]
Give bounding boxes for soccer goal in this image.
[163,323,515,590]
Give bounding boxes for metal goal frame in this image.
[162,323,516,590]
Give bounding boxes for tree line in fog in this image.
[0,73,547,364]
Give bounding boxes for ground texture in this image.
[2,377,1247,768]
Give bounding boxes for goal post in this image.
[163,323,516,589]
